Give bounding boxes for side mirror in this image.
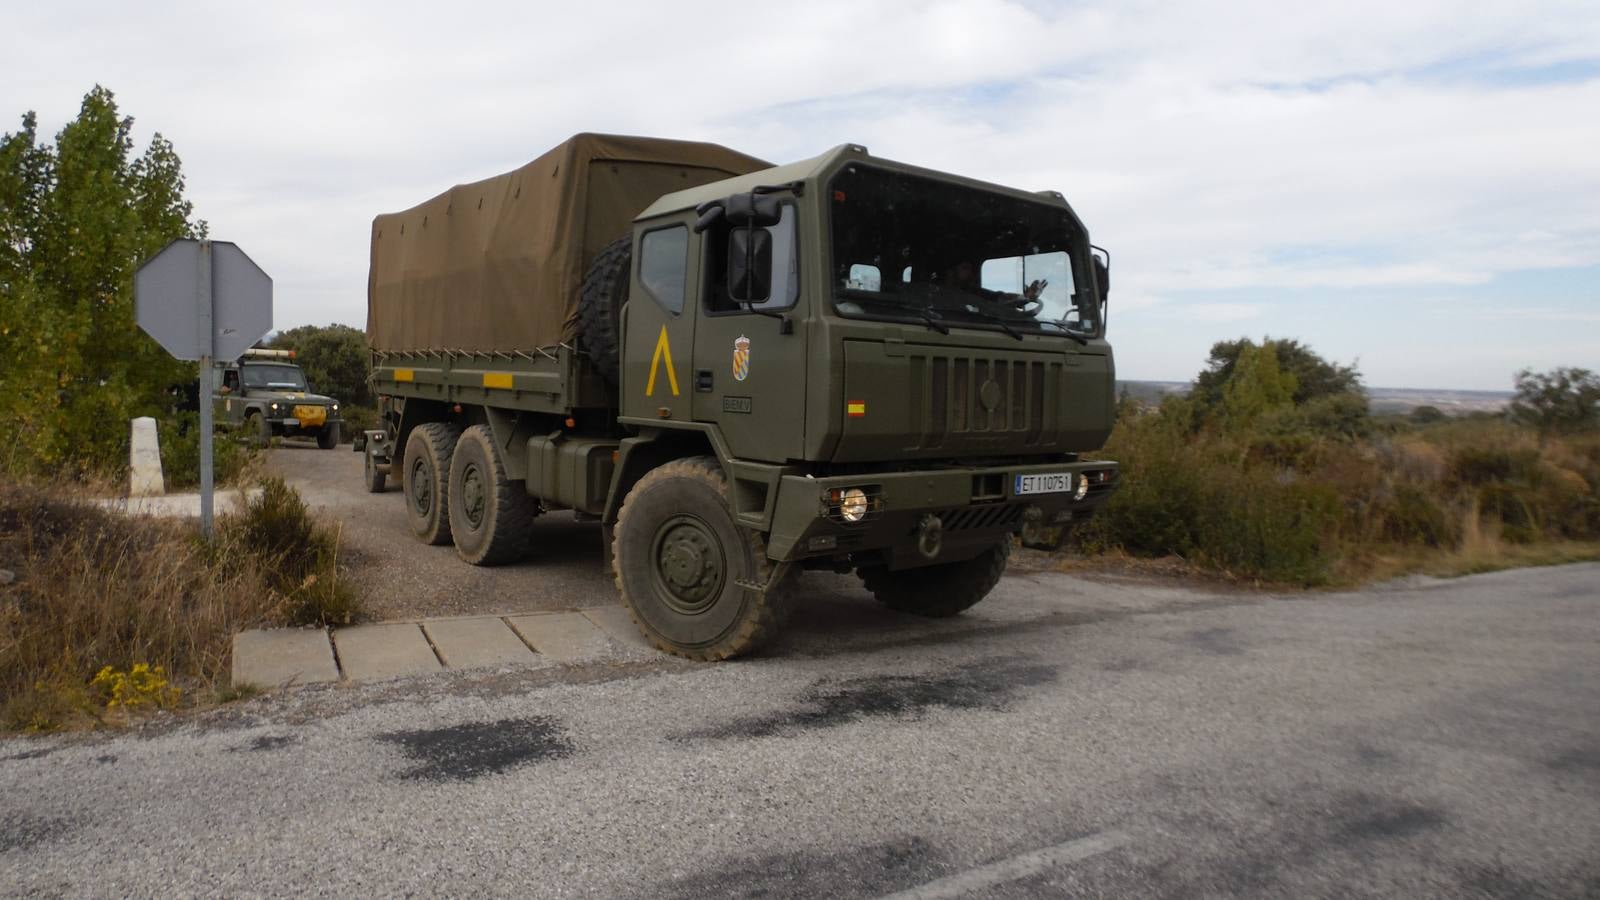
[1091,245,1110,302]
[724,192,782,228]
[728,227,773,302]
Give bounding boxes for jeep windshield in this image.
[829,164,1100,338]
[242,363,308,391]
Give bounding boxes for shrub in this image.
[221,477,359,626]
[0,475,359,731]
[157,413,256,489]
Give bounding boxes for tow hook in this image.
[916,513,943,559]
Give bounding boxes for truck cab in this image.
[617,144,1116,570]
[217,349,343,449]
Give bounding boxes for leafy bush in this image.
[221,477,358,626]
[157,413,256,488]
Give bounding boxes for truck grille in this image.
[907,353,1062,451]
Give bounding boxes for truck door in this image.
[621,220,697,423]
[691,203,807,463]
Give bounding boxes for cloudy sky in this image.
[6,0,1597,389]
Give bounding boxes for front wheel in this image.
[248,412,271,448]
[612,457,788,660]
[317,422,340,450]
[858,540,1011,618]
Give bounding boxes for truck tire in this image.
[858,540,1011,618]
[447,425,538,566]
[363,448,386,493]
[402,421,460,546]
[612,457,788,660]
[578,236,629,385]
[317,422,340,450]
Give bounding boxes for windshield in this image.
[241,364,308,391]
[829,165,1100,338]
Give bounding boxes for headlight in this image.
[1074,474,1089,501]
[840,488,869,522]
[269,402,280,412]
[331,403,339,412]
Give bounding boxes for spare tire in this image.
[579,236,630,385]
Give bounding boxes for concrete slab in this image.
[333,623,442,681]
[232,628,339,687]
[581,605,655,654]
[94,488,261,519]
[422,617,537,670]
[507,612,614,661]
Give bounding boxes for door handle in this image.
[695,369,714,392]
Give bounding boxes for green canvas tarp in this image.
[367,133,770,353]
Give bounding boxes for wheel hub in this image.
[461,463,486,528]
[652,516,726,613]
[409,458,431,514]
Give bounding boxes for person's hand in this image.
[1024,278,1048,300]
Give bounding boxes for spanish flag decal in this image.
[846,400,867,418]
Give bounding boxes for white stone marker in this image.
[129,416,165,497]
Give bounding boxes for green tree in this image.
[1195,337,1363,409]
[1192,336,1367,434]
[1509,367,1600,443]
[268,324,372,407]
[0,86,204,476]
[1219,342,1297,429]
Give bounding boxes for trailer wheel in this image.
[447,425,539,566]
[612,457,788,660]
[578,235,629,385]
[402,421,460,546]
[858,539,1011,618]
[363,447,386,493]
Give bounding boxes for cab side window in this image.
[706,205,799,313]
[223,369,240,392]
[639,225,689,315]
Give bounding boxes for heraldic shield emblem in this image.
[732,334,751,382]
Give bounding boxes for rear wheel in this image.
[447,425,538,566]
[317,422,340,450]
[578,236,629,385]
[402,422,459,545]
[858,540,1011,618]
[612,457,788,660]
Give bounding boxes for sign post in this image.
[136,239,272,537]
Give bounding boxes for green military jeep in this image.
[216,349,343,449]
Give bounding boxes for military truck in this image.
[362,133,1119,660]
[217,349,344,449]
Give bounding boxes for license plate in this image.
[295,405,326,425]
[1014,472,1074,496]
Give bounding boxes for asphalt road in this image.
[3,549,1597,897]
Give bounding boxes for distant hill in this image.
[1117,381,1512,416]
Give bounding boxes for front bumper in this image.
[766,459,1119,566]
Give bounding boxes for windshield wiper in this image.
[959,308,1027,341]
[914,307,950,335]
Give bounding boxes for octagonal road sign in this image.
[135,239,272,362]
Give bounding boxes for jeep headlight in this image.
[839,488,869,523]
[269,402,280,413]
[331,403,339,413]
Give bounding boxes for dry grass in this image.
[0,476,360,731]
